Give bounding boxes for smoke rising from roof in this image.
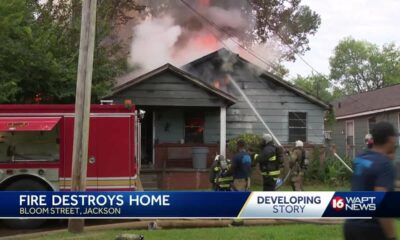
[128,0,282,76]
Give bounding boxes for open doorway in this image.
[140,108,154,166]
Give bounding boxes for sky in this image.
[284,0,400,78]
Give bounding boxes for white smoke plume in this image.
[127,1,283,77]
[128,16,182,71]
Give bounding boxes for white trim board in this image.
[336,106,400,120]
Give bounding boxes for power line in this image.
[179,0,377,131]
[179,0,315,130]
[178,0,280,72]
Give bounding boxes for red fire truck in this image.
[0,104,142,228]
[0,104,142,191]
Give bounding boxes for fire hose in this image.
[227,75,293,189]
[333,152,353,173]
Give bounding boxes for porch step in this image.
[140,173,159,190]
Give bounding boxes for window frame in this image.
[288,112,307,143]
[368,116,376,133]
[184,111,205,144]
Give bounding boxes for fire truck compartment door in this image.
[62,117,98,191]
[0,117,61,131]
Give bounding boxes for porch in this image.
[107,64,236,190]
[138,106,223,190]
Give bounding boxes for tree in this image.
[147,0,321,62]
[249,0,321,61]
[292,74,337,102]
[0,0,142,103]
[329,37,400,94]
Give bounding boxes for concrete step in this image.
[140,174,158,182]
[139,173,159,190]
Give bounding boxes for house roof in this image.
[183,48,330,110]
[106,63,237,105]
[333,84,400,119]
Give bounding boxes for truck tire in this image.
[2,179,49,229]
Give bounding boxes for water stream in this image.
[226,74,282,147]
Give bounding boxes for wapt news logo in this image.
[331,196,376,212]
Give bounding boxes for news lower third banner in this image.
[0,191,398,219]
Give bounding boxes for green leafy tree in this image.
[329,37,400,94]
[249,0,321,61]
[292,74,337,102]
[0,0,142,103]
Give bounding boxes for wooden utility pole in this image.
[68,0,97,234]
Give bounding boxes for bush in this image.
[305,147,352,186]
[227,133,263,155]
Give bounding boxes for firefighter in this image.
[255,133,283,191]
[365,133,374,149]
[209,155,233,191]
[289,140,308,191]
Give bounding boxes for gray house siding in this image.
[204,108,220,143]
[154,107,220,144]
[186,61,326,144]
[154,108,184,144]
[112,71,227,107]
[110,70,224,145]
[226,79,325,144]
[332,111,400,158]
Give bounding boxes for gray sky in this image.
[284,0,400,78]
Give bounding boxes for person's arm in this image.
[375,186,396,240]
[289,149,300,168]
[375,161,397,240]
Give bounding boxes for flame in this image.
[194,33,219,50]
[197,0,210,7]
[213,80,221,89]
[171,32,220,64]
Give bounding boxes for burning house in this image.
[106,49,329,190]
[104,0,329,189]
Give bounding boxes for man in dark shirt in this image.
[231,140,251,191]
[344,121,398,240]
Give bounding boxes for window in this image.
[184,112,204,144]
[0,126,60,162]
[346,120,354,145]
[368,117,376,133]
[288,112,307,142]
[345,120,355,158]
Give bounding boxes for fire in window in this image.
[288,112,307,143]
[184,112,204,144]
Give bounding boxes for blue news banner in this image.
[0,191,399,219]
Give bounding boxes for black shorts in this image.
[344,220,387,240]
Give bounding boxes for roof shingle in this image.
[333,84,400,119]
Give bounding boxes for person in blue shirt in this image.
[344,121,398,240]
[231,139,251,191]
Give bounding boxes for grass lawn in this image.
[15,183,356,240]
[28,221,400,240]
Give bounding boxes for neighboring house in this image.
[106,48,330,189]
[330,84,400,160]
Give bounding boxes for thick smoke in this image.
[127,0,282,77]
